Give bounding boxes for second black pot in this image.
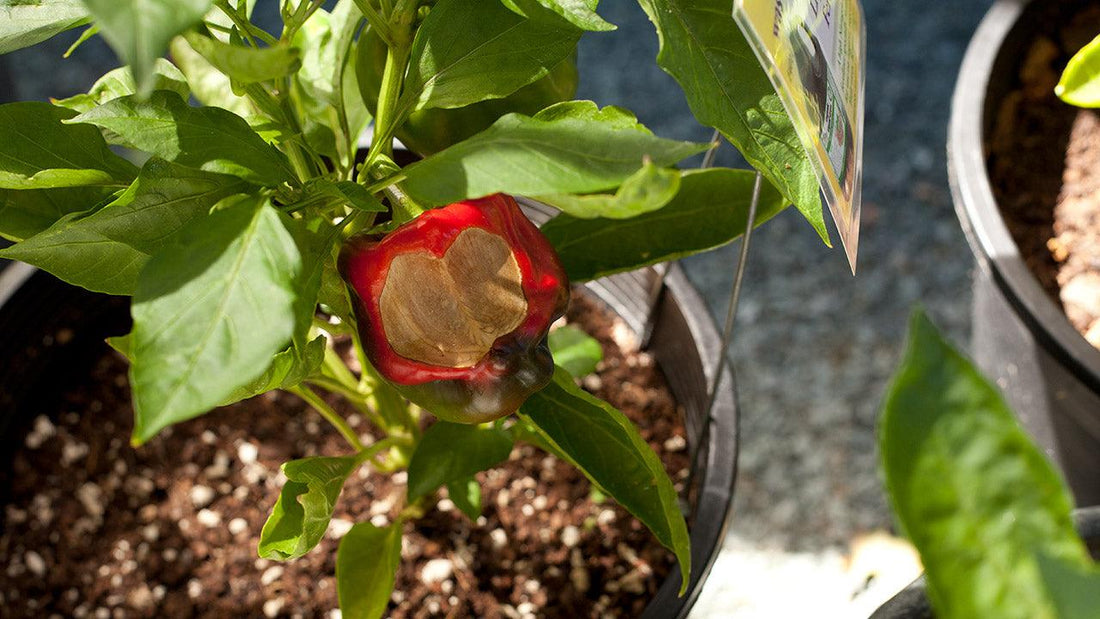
[948,0,1100,506]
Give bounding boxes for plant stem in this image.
[363,170,407,194]
[368,44,410,162]
[289,385,365,451]
[352,0,392,46]
[364,0,419,168]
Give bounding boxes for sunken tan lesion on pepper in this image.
[379,228,528,368]
[339,194,569,423]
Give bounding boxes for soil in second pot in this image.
[987,4,1100,348]
[0,292,690,618]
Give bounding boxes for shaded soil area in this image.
[988,3,1100,348]
[0,291,689,618]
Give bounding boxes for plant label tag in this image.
[733,0,866,272]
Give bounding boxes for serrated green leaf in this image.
[0,0,90,54]
[259,455,357,560]
[879,311,1091,619]
[537,160,680,219]
[68,91,295,186]
[401,103,706,206]
[1035,552,1100,619]
[183,31,300,86]
[169,34,258,117]
[0,158,249,295]
[500,0,615,32]
[637,0,828,244]
[81,0,212,97]
[404,0,581,111]
[337,522,402,619]
[129,198,302,443]
[543,167,785,282]
[407,421,513,502]
[53,58,189,114]
[519,366,690,592]
[446,477,482,520]
[0,102,138,190]
[548,325,602,378]
[1056,34,1100,108]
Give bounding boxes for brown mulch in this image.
[0,291,689,618]
[988,3,1100,348]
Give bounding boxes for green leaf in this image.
[404,0,581,111]
[879,311,1091,619]
[1036,552,1100,619]
[0,158,249,295]
[637,0,828,244]
[222,335,326,405]
[69,91,295,186]
[1056,34,1100,108]
[543,167,785,282]
[183,31,301,86]
[0,186,118,242]
[401,103,707,206]
[406,421,513,502]
[169,34,258,117]
[81,0,213,97]
[537,160,680,219]
[446,477,482,520]
[53,58,190,114]
[337,522,402,619]
[501,0,615,32]
[129,198,303,443]
[548,325,602,378]
[0,167,125,189]
[318,248,355,323]
[0,0,90,54]
[259,455,357,560]
[106,332,130,356]
[519,366,690,591]
[0,102,138,190]
[294,1,369,162]
[301,179,385,213]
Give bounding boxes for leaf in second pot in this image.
[879,311,1092,619]
[1056,34,1100,108]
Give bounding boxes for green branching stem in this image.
[353,0,393,46]
[214,1,278,47]
[363,0,419,167]
[289,384,365,451]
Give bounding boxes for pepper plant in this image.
[0,0,829,615]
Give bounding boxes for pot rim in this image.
[948,0,1100,392]
[0,260,738,618]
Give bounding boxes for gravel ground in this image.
[576,2,991,616]
[2,1,994,617]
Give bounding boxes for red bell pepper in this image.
[340,194,569,423]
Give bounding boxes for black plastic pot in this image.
[870,506,1100,618]
[949,0,1100,506]
[0,239,737,616]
